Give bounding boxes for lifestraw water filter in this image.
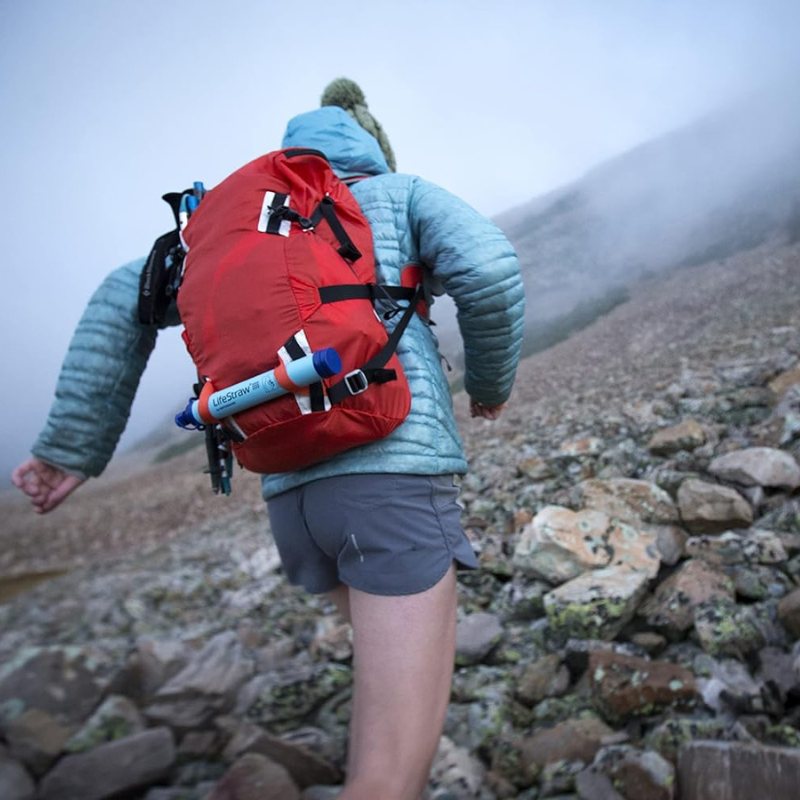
[175,348,342,428]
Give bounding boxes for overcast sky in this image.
[3,0,800,483]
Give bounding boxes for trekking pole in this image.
[175,347,342,429]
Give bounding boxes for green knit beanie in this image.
[321,77,397,172]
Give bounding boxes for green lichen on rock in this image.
[693,599,765,657]
[645,716,727,763]
[245,663,353,728]
[546,594,632,640]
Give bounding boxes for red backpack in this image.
[172,148,421,477]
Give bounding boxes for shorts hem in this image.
[341,555,476,597]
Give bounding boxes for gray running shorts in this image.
[266,473,478,596]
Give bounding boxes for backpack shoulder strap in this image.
[326,285,424,404]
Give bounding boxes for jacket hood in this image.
[281,106,391,178]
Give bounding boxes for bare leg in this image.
[339,565,458,800]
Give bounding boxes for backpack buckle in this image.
[344,369,369,396]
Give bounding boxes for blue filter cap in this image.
[313,347,343,378]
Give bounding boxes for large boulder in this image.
[589,651,698,723]
[677,742,800,800]
[677,479,753,534]
[640,559,735,636]
[708,447,800,489]
[571,478,680,527]
[513,506,660,584]
[647,419,707,455]
[38,727,175,800]
[544,565,650,641]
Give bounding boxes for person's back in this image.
[12,78,525,799]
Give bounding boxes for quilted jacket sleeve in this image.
[31,258,161,479]
[408,179,525,407]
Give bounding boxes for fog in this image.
[493,81,800,332]
[3,0,800,485]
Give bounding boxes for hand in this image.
[11,457,85,514]
[469,399,505,420]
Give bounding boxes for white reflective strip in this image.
[257,191,292,236]
[278,330,331,414]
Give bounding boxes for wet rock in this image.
[545,566,650,641]
[4,707,73,776]
[571,478,679,526]
[520,715,614,768]
[205,752,300,800]
[516,655,571,705]
[677,479,753,533]
[65,694,145,754]
[592,745,675,800]
[647,419,707,455]
[640,559,735,636]
[677,741,800,800]
[455,612,504,666]
[38,726,175,800]
[588,651,697,723]
[708,447,800,489]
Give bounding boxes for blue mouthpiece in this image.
[313,347,342,378]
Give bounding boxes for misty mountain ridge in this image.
[493,82,800,331]
[125,82,800,460]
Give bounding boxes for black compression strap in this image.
[266,192,290,234]
[310,197,361,261]
[318,284,417,304]
[327,285,424,405]
[283,336,325,412]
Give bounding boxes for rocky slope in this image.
[1,236,799,799]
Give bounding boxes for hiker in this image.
[12,78,524,799]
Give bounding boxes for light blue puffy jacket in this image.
[32,107,524,500]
